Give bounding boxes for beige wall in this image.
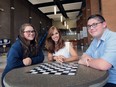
[101,0,116,31]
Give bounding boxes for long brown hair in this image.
[19,23,39,58]
[45,26,65,53]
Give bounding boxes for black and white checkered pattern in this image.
[28,62,78,75]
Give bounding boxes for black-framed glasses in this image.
[87,22,103,30]
[23,30,35,34]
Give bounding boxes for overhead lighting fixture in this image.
[0,8,4,11]
[10,7,15,10]
[66,25,69,29]
[60,15,63,22]
[64,21,67,26]
[54,6,56,15]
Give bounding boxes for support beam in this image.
[54,0,68,18]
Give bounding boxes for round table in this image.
[4,63,108,87]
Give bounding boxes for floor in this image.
[0,53,7,87]
[0,49,83,87]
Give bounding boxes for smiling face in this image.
[23,26,35,41]
[51,29,60,44]
[87,18,106,39]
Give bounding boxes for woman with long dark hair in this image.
[1,23,44,87]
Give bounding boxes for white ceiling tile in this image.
[47,14,62,19]
[28,0,84,22]
[38,5,59,13]
[67,11,79,19]
[28,0,53,4]
[63,2,82,10]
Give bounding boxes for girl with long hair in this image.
[45,26,78,63]
[1,23,44,87]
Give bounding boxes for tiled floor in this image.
[0,49,83,87]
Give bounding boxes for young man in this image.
[78,14,116,87]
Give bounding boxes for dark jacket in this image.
[1,38,44,87]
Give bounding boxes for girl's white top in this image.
[53,42,71,58]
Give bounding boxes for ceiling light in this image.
[54,6,56,15]
[60,15,63,22]
[0,8,4,11]
[64,21,66,26]
[66,25,69,29]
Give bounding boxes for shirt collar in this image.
[100,28,109,41]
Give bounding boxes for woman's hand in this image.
[53,55,65,63]
[23,57,32,66]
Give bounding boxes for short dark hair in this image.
[87,14,106,22]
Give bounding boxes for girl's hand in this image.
[53,55,64,63]
[23,57,32,66]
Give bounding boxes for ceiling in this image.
[28,0,86,21]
